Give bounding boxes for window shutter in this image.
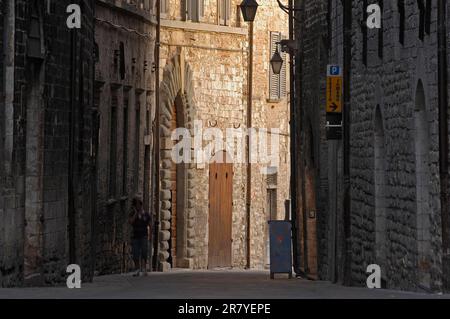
[219,0,225,25]
[190,0,197,21]
[199,0,204,19]
[269,32,282,100]
[182,0,189,21]
[160,0,169,14]
[225,0,231,25]
[190,0,202,22]
[28,0,44,59]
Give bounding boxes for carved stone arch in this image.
[372,81,388,285]
[414,79,432,289]
[374,104,387,279]
[158,54,197,271]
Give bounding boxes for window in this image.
[28,0,44,59]
[378,0,384,59]
[183,0,204,22]
[122,93,129,196]
[425,0,431,35]
[109,92,118,198]
[119,42,125,80]
[398,0,405,45]
[161,0,168,17]
[269,32,287,101]
[266,169,278,220]
[418,0,425,40]
[134,95,141,192]
[361,0,368,66]
[219,0,231,26]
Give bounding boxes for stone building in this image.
[0,0,96,286]
[155,0,290,271]
[295,0,450,292]
[93,0,156,275]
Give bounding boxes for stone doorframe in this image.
[158,54,196,271]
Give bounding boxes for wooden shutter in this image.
[219,0,225,25]
[269,32,282,100]
[182,0,190,21]
[161,0,168,15]
[225,0,231,25]
[199,0,204,20]
[189,0,203,22]
[189,0,195,21]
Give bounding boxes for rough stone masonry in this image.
[0,0,95,287]
[296,0,450,292]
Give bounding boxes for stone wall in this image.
[0,0,5,285]
[296,0,331,279]
[159,0,290,270]
[0,0,95,287]
[347,0,443,291]
[93,0,156,275]
[298,0,450,292]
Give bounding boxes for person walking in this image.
[129,195,152,277]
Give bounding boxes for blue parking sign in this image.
[327,65,342,76]
[330,65,340,75]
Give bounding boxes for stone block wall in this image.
[159,0,290,270]
[299,0,450,292]
[0,0,96,287]
[347,0,443,291]
[93,0,156,275]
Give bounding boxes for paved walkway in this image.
[0,270,449,299]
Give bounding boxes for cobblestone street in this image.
[0,271,449,299]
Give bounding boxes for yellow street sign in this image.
[326,65,343,113]
[326,76,343,113]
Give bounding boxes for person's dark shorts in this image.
[132,237,148,261]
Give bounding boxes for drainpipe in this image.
[68,0,84,265]
[342,0,352,285]
[152,0,161,272]
[437,0,449,291]
[292,0,306,277]
[290,0,300,276]
[245,21,254,270]
[68,23,78,265]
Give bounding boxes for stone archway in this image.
[414,79,432,288]
[374,105,387,277]
[158,54,197,271]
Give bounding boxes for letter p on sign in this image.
[66,264,82,289]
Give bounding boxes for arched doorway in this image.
[208,151,233,269]
[166,94,188,268]
[158,54,197,271]
[303,122,318,278]
[374,105,387,282]
[414,80,431,288]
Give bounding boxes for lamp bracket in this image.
[277,39,298,53]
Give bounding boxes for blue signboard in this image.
[269,221,293,279]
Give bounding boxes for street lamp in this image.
[239,0,259,22]
[270,47,284,75]
[262,0,304,278]
[240,0,259,270]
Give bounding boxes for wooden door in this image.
[208,154,233,269]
